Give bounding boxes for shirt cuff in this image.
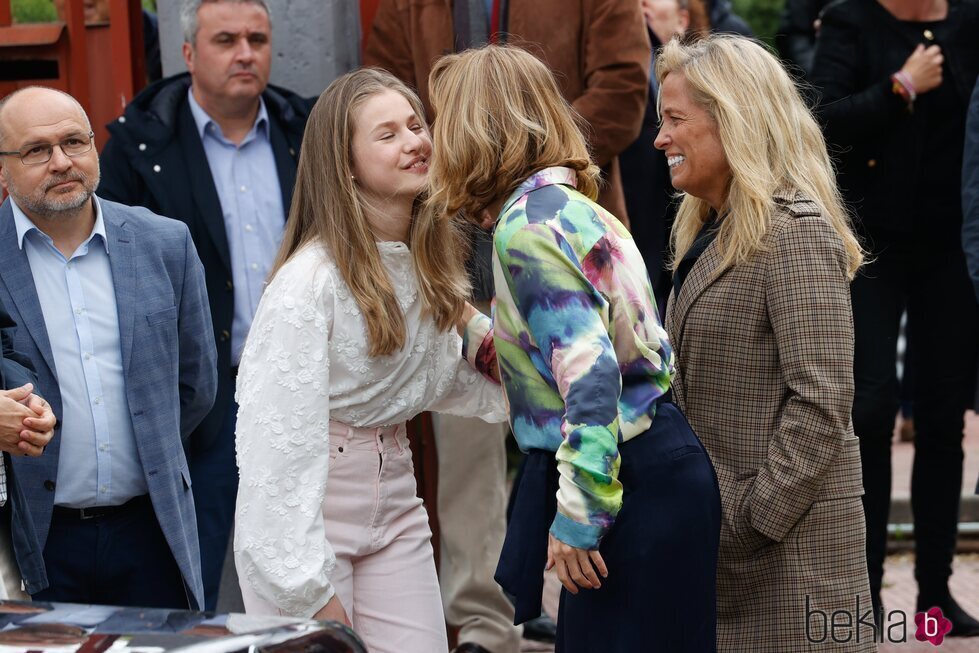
[550,511,605,550]
[461,314,497,383]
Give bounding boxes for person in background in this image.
[234,67,506,653]
[656,35,873,651]
[428,44,721,653]
[364,5,650,649]
[812,0,979,634]
[622,0,706,311]
[98,0,311,611]
[964,76,979,492]
[0,86,216,609]
[706,0,752,35]
[0,303,55,601]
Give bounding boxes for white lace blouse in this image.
[233,241,506,618]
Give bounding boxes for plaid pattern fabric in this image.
[665,190,874,652]
[0,460,6,506]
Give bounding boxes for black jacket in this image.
[0,303,48,595]
[98,74,311,450]
[776,0,830,78]
[811,0,979,241]
[965,75,979,303]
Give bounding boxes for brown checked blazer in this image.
[363,0,651,228]
[666,190,876,652]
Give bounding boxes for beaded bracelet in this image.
[891,70,917,108]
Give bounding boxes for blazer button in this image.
[43,480,56,491]
[867,159,877,168]
[226,279,234,291]
[220,330,231,342]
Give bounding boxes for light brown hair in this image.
[270,67,471,356]
[425,45,601,223]
[655,35,864,278]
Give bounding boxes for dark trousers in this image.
[33,496,188,608]
[852,237,979,602]
[188,394,239,611]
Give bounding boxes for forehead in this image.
[356,90,417,129]
[659,72,699,112]
[1,93,89,146]
[197,2,270,35]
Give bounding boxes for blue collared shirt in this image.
[12,197,147,508]
[188,89,285,363]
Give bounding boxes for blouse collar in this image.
[501,166,579,216]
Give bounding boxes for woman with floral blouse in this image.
[426,45,721,652]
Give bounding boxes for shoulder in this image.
[766,190,847,265]
[107,74,191,142]
[266,244,337,306]
[99,197,189,238]
[263,84,313,131]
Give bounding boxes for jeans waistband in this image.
[328,421,407,454]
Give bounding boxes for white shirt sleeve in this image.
[428,315,508,424]
[233,259,336,618]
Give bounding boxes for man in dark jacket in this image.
[0,303,54,599]
[965,76,979,470]
[98,0,310,611]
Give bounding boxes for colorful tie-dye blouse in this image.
[476,166,674,550]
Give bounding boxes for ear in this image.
[678,9,691,33]
[183,41,195,74]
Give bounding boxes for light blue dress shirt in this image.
[12,197,147,508]
[187,89,286,363]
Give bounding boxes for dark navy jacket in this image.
[0,304,48,595]
[97,74,311,452]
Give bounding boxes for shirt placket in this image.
[65,251,112,504]
[234,140,263,321]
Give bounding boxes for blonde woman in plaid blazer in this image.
[655,36,876,651]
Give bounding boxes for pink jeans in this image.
[325,421,447,653]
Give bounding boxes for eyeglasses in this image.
[0,131,95,166]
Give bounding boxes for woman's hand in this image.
[546,533,608,595]
[456,302,481,337]
[901,44,944,94]
[313,595,351,627]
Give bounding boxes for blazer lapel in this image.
[177,102,232,274]
[668,237,726,354]
[101,202,137,375]
[269,114,298,219]
[0,201,57,379]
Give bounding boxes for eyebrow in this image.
[18,130,87,149]
[212,29,269,40]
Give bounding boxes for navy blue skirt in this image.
[496,402,721,652]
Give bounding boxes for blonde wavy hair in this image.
[655,35,863,278]
[425,45,601,222]
[270,67,471,356]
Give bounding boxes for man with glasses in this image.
[0,86,217,609]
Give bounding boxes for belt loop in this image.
[395,423,406,454]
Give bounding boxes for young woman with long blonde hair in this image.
[426,45,721,652]
[232,68,505,653]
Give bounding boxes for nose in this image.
[47,144,73,172]
[653,127,669,151]
[403,128,425,152]
[234,37,255,61]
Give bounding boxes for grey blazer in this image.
[0,197,216,609]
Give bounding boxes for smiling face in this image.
[0,89,100,221]
[350,89,432,203]
[183,1,271,111]
[654,71,732,211]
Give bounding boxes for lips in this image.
[45,177,83,192]
[403,155,429,172]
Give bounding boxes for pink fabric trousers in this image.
[325,421,447,653]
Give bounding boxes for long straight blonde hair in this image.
[655,35,863,278]
[425,45,601,222]
[270,68,471,356]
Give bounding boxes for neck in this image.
[191,85,261,145]
[363,195,412,243]
[22,197,97,258]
